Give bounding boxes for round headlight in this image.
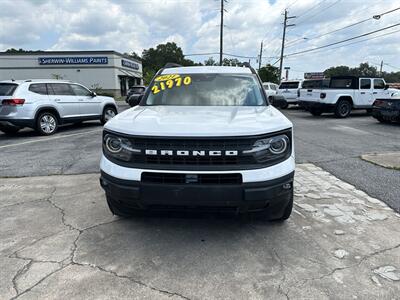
[105,135,122,153]
[269,135,288,155]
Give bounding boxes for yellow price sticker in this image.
[154,74,180,82]
[151,76,192,94]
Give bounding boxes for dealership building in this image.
[0,50,143,96]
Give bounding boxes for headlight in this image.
[243,134,291,164]
[269,135,288,154]
[103,133,139,162]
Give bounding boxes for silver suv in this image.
[0,79,118,135]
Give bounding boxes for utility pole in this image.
[258,41,263,70]
[380,60,383,75]
[279,9,296,81]
[219,0,225,66]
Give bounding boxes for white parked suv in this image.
[262,82,278,97]
[277,80,302,108]
[100,64,295,221]
[0,79,118,135]
[298,76,391,118]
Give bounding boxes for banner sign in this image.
[121,59,140,70]
[38,57,108,65]
[304,72,324,79]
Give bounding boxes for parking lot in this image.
[1,104,400,299]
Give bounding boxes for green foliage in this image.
[324,62,400,83]
[140,42,200,84]
[204,57,217,66]
[258,64,280,83]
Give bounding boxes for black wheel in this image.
[36,112,58,135]
[101,106,117,125]
[0,126,20,135]
[106,196,143,218]
[310,108,322,116]
[281,102,289,109]
[377,116,390,124]
[272,191,293,222]
[334,99,352,118]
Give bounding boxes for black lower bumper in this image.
[372,108,400,121]
[100,171,294,216]
[298,101,335,112]
[0,119,35,129]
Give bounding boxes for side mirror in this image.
[384,84,389,90]
[129,95,143,107]
[270,96,287,108]
[91,91,97,97]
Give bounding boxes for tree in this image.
[323,65,352,77]
[258,64,280,83]
[140,42,199,84]
[204,57,217,66]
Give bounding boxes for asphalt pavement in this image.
[0,104,398,212]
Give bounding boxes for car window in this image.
[330,78,353,89]
[270,84,277,91]
[48,83,75,96]
[0,83,18,96]
[263,84,270,90]
[279,82,299,89]
[360,79,371,89]
[29,83,48,95]
[373,79,385,89]
[70,84,92,96]
[146,73,265,106]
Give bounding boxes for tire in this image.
[377,116,390,124]
[334,99,352,118]
[282,102,289,109]
[101,106,117,125]
[0,126,20,135]
[106,196,142,218]
[310,108,322,116]
[272,191,293,222]
[36,112,58,135]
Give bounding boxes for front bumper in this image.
[298,101,335,112]
[100,170,294,214]
[372,107,400,121]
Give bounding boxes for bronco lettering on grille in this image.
[144,150,238,156]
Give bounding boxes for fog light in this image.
[283,183,292,190]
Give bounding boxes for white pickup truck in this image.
[298,76,391,118]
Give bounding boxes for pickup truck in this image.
[298,76,391,118]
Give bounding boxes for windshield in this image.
[145,73,265,106]
[279,82,299,89]
[0,83,18,96]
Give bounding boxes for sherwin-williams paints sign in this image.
[121,59,139,70]
[38,57,108,65]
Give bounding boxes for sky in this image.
[1,0,400,79]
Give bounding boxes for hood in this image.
[105,105,292,137]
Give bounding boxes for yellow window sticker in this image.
[151,75,192,94]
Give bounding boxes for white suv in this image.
[100,65,295,221]
[0,79,118,135]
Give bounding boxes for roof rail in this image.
[164,63,182,69]
[242,62,257,74]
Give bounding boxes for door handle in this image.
[360,92,365,94]
[373,92,378,94]
[78,99,84,101]
[54,99,61,102]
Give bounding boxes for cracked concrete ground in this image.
[1,164,400,299]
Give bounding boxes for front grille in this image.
[104,129,292,171]
[142,172,242,185]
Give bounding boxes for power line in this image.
[295,0,328,20]
[295,0,341,27]
[283,28,400,59]
[285,22,400,57]
[285,6,400,48]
